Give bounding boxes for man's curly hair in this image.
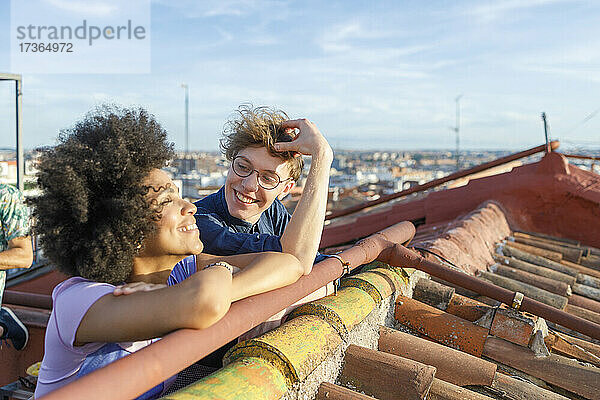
[30,106,174,285]
[220,105,304,181]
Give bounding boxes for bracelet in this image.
[206,261,234,274]
[330,253,351,295]
[330,254,351,276]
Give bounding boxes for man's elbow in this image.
[21,249,34,268]
[281,253,304,280]
[278,244,313,276]
[290,256,312,276]
[298,255,314,275]
[302,264,313,276]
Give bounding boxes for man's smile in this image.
[234,189,259,204]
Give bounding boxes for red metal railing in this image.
[560,153,600,174]
[325,141,560,221]
[560,153,600,161]
[3,290,52,309]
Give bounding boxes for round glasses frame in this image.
[231,156,292,190]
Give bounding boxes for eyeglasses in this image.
[231,156,291,190]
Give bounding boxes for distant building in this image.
[0,160,17,184]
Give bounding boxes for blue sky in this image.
[1,0,599,151]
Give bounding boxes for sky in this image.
[1,0,599,152]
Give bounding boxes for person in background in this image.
[168,105,335,346]
[0,183,33,350]
[32,106,302,399]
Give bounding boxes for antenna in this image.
[453,95,463,170]
[181,83,189,154]
[541,112,550,153]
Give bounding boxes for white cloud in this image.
[153,0,290,19]
[520,64,600,83]
[43,0,118,17]
[502,111,536,122]
[318,21,414,54]
[215,28,234,43]
[498,42,600,83]
[465,0,574,24]
[244,36,279,46]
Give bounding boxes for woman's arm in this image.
[195,252,261,267]
[230,252,303,301]
[74,264,232,345]
[197,252,303,302]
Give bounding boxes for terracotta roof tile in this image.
[483,336,600,399]
[340,344,436,400]
[378,326,496,387]
[395,295,489,357]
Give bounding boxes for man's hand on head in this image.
[274,119,333,161]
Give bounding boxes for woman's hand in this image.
[113,282,167,296]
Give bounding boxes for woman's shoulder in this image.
[167,255,197,285]
[51,277,116,318]
[53,276,114,299]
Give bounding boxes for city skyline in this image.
[1,0,599,152]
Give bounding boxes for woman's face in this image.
[140,169,203,257]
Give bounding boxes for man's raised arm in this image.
[274,119,333,274]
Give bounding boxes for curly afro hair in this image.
[31,106,174,285]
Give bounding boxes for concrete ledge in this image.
[360,260,415,279]
[339,268,404,303]
[166,265,426,400]
[223,315,342,385]
[287,287,377,339]
[281,269,427,400]
[283,294,397,400]
[162,357,287,400]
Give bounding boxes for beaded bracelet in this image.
[206,261,234,274]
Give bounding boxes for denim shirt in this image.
[192,187,326,262]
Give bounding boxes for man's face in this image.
[224,146,295,224]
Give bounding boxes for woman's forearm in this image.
[230,253,302,301]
